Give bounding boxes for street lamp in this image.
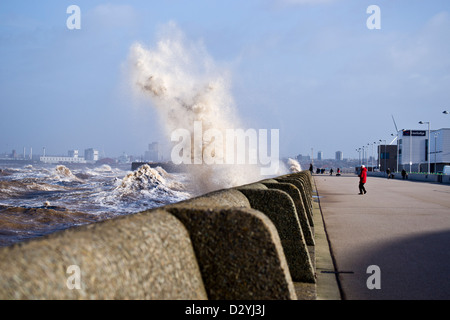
[376,140,381,170]
[443,110,449,114]
[372,142,376,171]
[418,121,431,174]
[365,145,369,168]
[356,148,361,166]
[362,146,366,167]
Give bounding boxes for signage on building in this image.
[402,130,426,137]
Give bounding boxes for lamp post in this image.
[443,110,449,115]
[365,145,369,168]
[371,142,375,170]
[362,146,366,167]
[376,140,381,170]
[418,121,431,174]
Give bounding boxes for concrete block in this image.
[165,206,298,300]
[236,187,315,283]
[0,210,207,300]
[275,177,314,227]
[261,182,314,246]
[167,188,251,209]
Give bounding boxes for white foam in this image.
[288,158,302,173]
[127,22,264,194]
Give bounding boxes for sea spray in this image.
[127,22,267,194]
[287,158,302,173]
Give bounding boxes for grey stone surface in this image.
[275,177,314,227]
[261,182,314,246]
[165,206,298,300]
[236,187,316,283]
[0,170,322,300]
[166,188,250,209]
[0,210,207,300]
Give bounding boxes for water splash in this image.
[287,158,302,173]
[127,22,264,194]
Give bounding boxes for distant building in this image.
[335,151,343,161]
[118,152,131,163]
[296,154,310,162]
[144,142,160,162]
[398,127,450,173]
[68,150,79,158]
[378,145,397,173]
[40,150,86,164]
[429,128,450,172]
[317,151,323,161]
[84,148,99,162]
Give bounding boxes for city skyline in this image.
[1,1,450,160]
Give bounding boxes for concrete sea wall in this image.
[0,170,329,300]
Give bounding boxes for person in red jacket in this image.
[358,165,367,195]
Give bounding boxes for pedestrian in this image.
[401,169,408,180]
[309,163,313,175]
[337,168,341,176]
[386,168,391,179]
[330,168,334,176]
[358,165,367,195]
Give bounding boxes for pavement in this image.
[313,173,450,300]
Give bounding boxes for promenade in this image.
[314,173,450,300]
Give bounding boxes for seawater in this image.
[0,162,192,247]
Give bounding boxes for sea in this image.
[0,162,192,247]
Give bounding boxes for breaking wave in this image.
[288,158,302,173]
[127,22,265,194]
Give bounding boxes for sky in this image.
[1,0,450,160]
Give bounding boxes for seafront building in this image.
[144,142,161,162]
[383,128,450,173]
[40,148,99,164]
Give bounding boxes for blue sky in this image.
[1,0,449,159]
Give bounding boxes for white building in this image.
[40,149,86,164]
[144,142,160,162]
[398,128,450,173]
[84,148,99,162]
[317,151,323,161]
[430,128,450,172]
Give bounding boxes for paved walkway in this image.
[314,173,450,300]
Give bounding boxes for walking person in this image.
[358,165,367,195]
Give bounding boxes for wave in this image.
[0,163,192,246]
[111,164,189,199]
[0,204,111,247]
[288,158,302,173]
[127,22,264,194]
